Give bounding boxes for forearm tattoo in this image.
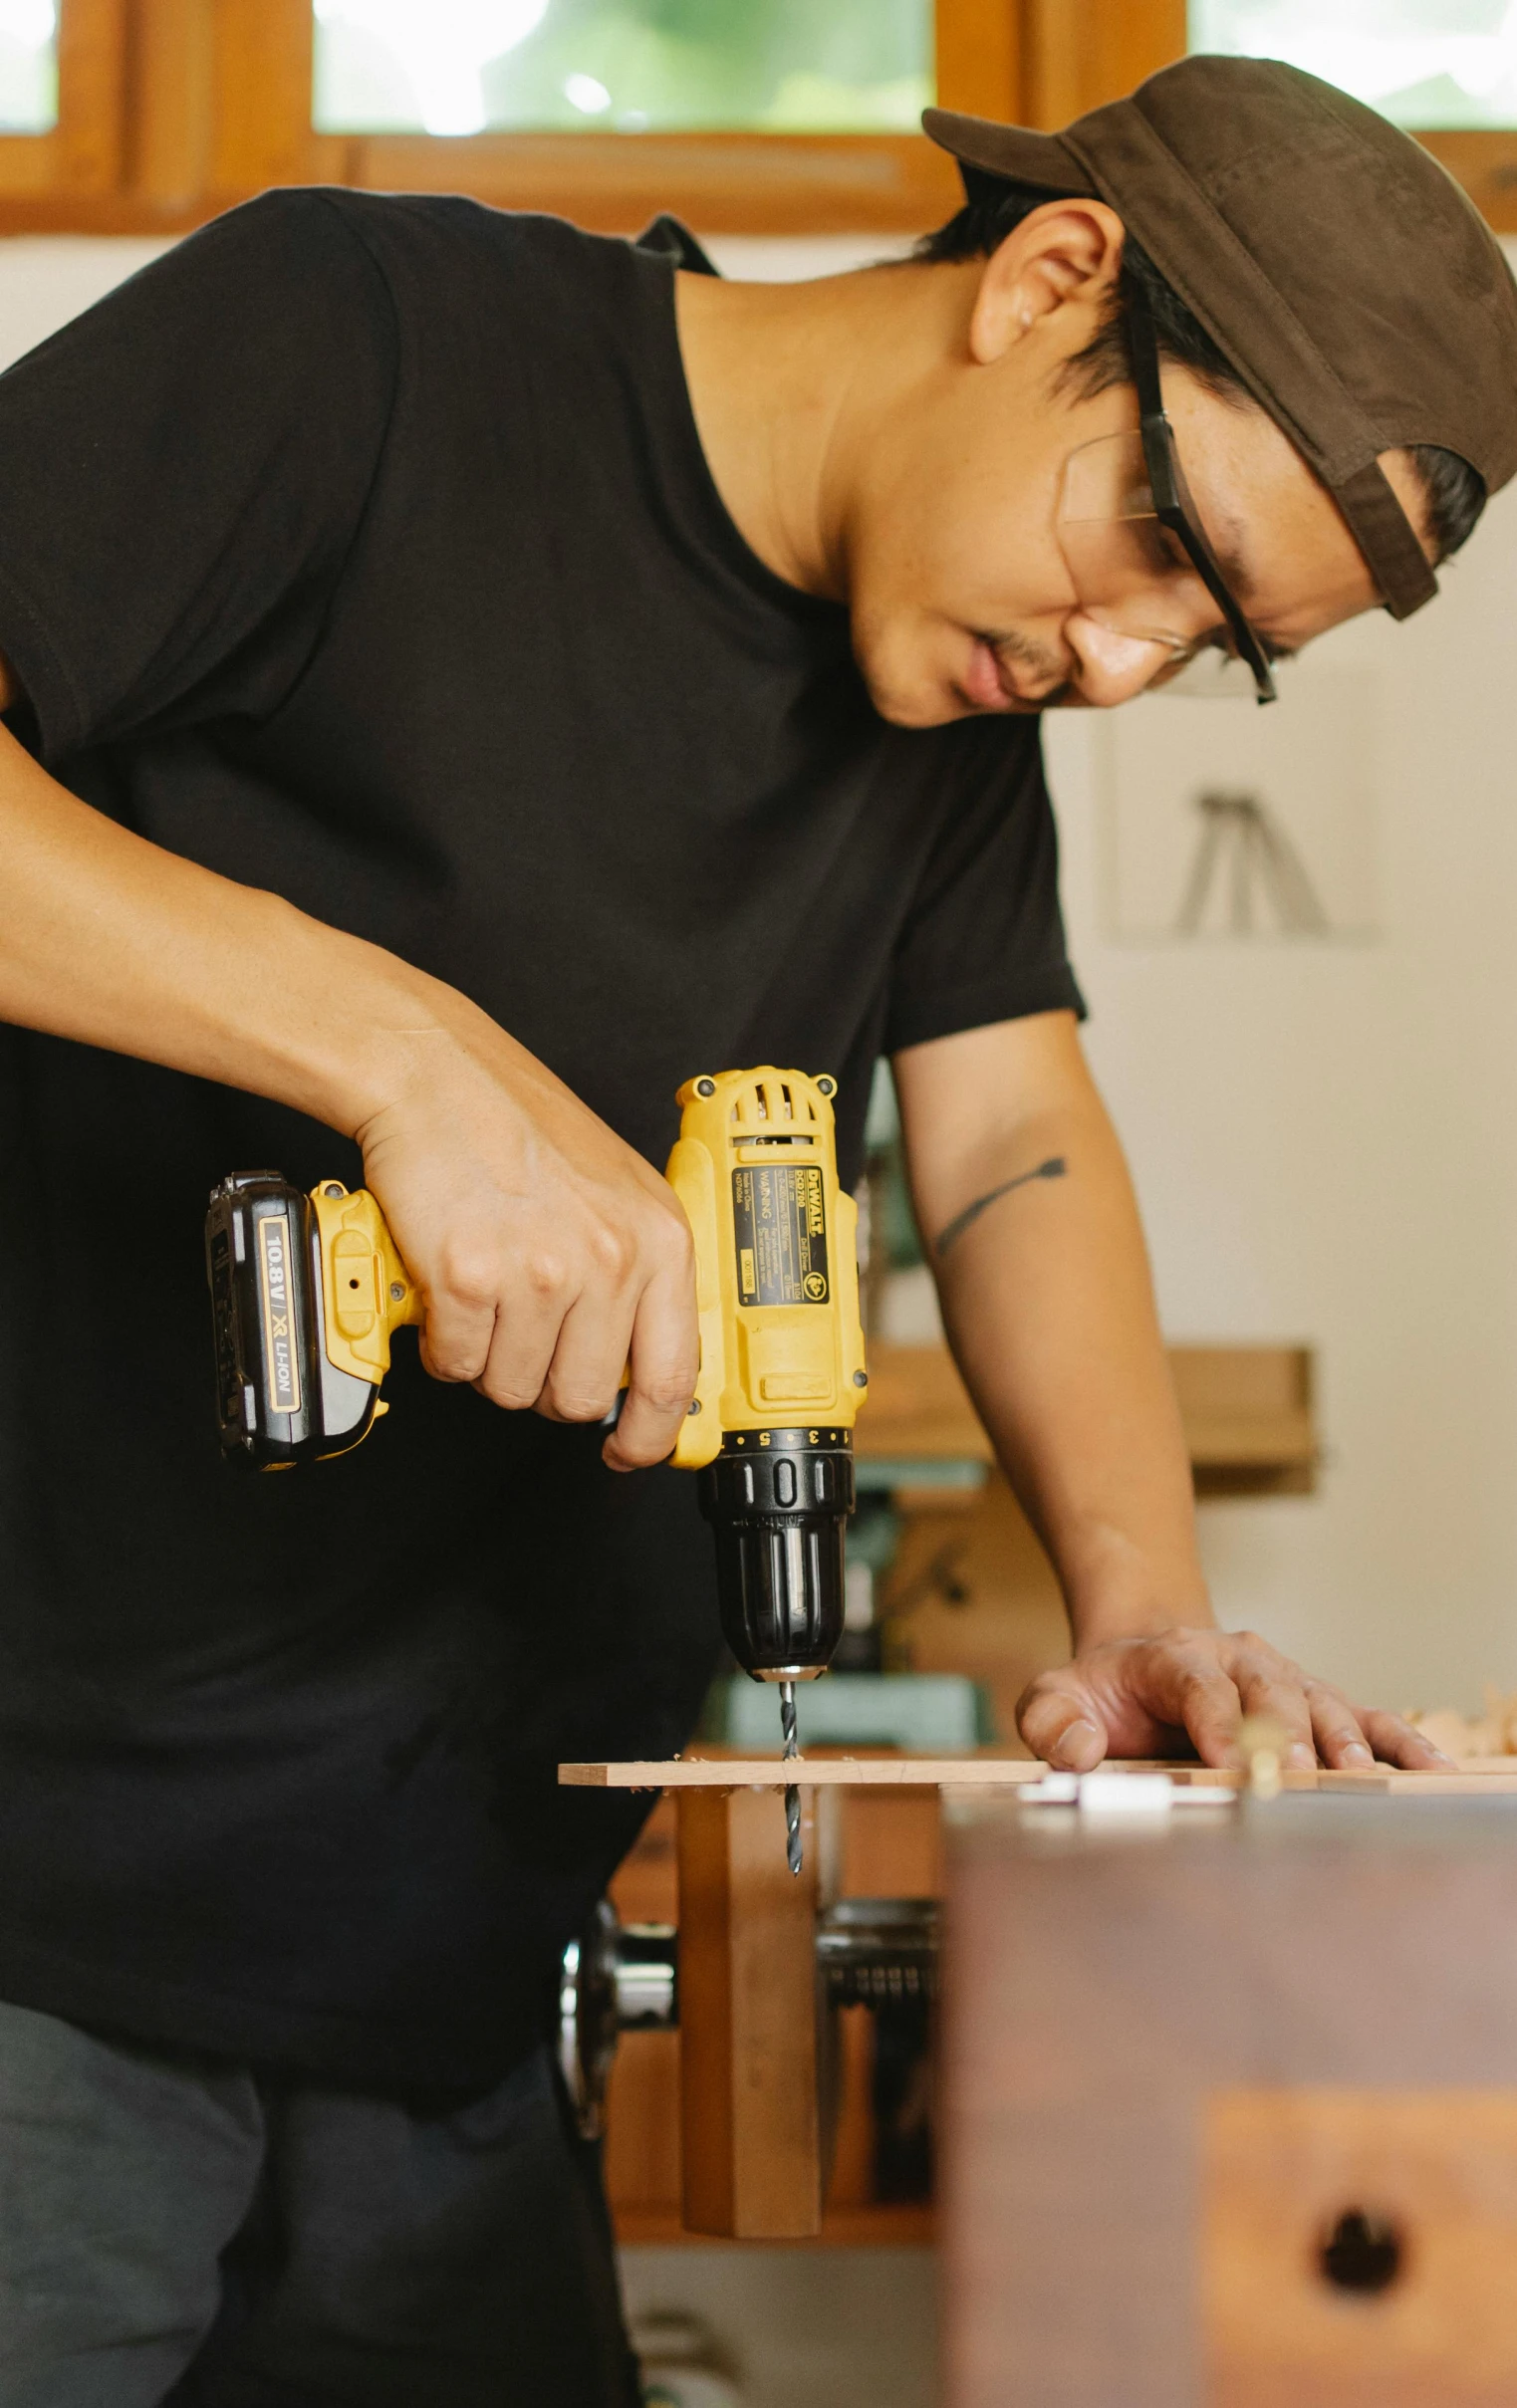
[933,1156,1067,1260]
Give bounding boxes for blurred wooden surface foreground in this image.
[941,1792,1517,2406]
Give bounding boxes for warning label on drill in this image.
[732,1164,829,1306]
[257,1211,302,1418]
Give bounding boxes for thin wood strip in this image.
[562,1756,1050,1789]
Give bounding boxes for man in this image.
[0,51,1506,2405]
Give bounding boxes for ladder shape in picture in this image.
[1174,788,1331,938]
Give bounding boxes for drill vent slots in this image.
[728,1078,821,1139]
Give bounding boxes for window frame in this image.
[202,0,1176,231]
[0,0,1030,235]
[0,1,1511,237]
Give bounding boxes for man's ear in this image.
[969,199,1128,366]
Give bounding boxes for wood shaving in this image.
[1407,1688,1517,1759]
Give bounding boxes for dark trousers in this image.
[0,2000,640,2407]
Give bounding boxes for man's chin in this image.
[856,654,976,731]
[851,617,958,729]
[873,691,963,730]
[869,680,1044,728]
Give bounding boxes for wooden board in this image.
[563,1755,1050,1790]
[563,1756,1517,1795]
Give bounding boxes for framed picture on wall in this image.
[1095,663,1381,945]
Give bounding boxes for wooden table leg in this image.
[676,1784,835,2238]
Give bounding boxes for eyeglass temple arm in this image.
[1123,278,1277,704]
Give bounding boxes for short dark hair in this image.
[917,185,1486,566]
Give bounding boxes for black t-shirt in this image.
[0,191,1081,2088]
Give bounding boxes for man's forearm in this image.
[0,716,468,1134]
[894,1014,1213,1646]
[897,1015,1446,1777]
[934,1097,1213,1642]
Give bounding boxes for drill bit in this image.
[779,1680,803,1877]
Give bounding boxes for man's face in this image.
[846,225,1432,729]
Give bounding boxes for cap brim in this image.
[921,108,1094,198]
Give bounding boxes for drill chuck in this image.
[698,1427,855,1680]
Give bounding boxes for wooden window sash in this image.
[0,0,126,199]
[1020,0,1185,130]
[326,132,957,236]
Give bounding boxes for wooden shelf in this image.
[859,1343,990,1464]
[859,1341,1317,1498]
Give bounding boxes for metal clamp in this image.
[559,1903,678,2139]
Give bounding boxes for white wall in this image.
[3,227,1512,1714]
[1050,507,1517,1714]
[0,237,171,366]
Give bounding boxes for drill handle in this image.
[309,1182,424,1387]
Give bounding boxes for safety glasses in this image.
[1055,281,1278,706]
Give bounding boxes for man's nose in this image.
[1064,614,1177,707]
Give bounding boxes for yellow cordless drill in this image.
[205,1069,868,1869]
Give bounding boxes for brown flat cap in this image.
[925,58,1517,618]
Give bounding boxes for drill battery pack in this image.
[205,1170,418,1467]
